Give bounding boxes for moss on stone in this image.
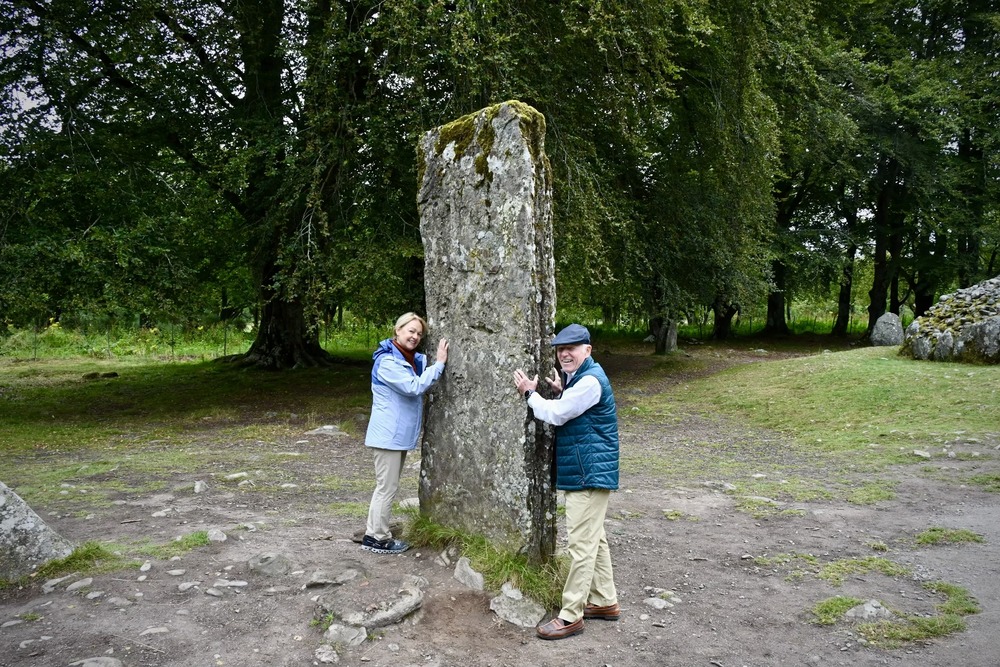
[435,111,479,162]
[432,100,547,185]
[416,143,427,190]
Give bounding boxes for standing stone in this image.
[417,101,556,563]
[871,312,904,346]
[1,481,74,580]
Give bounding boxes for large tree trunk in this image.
[712,298,740,340]
[911,227,948,318]
[888,222,905,314]
[764,259,790,334]
[650,315,678,354]
[242,296,331,369]
[832,187,859,337]
[832,244,857,336]
[866,158,900,337]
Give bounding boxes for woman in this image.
[362,312,449,554]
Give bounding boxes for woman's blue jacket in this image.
[364,339,445,451]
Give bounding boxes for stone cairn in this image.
[417,101,556,564]
[901,275,1000,363]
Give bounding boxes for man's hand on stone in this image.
[512,369,538,396]
[545,367,562,393]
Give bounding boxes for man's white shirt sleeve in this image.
[526,375,601,426]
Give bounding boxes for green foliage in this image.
[1,0,998,362]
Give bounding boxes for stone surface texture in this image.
[901,276,1000,363]
[417,101,556,563]
[0,481,74,580]
[870,312,903,346]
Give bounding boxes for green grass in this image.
[856,581,979,647]
[752,553,911,587]
[1,320,378,362]
[327,501,370,518]
[132,531,212,559]
[407,513,565,608]
[0,355,374,507]
[733,497,805,519]
[32,541,134,580]
[812,595,865,624]
[914,527,985,546]
[633,347,1000,500]
[643,347,999,455]
[846,481,897,505]
[968,473,1000,493]
[817,556,911,586]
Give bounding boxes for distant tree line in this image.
[1,0,997,366]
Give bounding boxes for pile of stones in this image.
[901,276,1000,363]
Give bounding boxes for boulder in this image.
[871,312,903,346]
[1,481,74,580]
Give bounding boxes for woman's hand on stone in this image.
[436,338,449,364]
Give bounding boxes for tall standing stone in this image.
[417,101,556,563]
[1,481,74,580]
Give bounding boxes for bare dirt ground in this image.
[2,342,999,667]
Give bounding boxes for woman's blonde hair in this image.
[394,312,428,335]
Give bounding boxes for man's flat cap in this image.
[551,323,591,346]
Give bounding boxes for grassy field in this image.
[2,339,998,510]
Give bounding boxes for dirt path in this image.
[2,345,999,667]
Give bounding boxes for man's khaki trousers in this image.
[559,488,617,622]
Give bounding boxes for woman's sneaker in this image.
[361,535,410,554]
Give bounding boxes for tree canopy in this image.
[1,0,997,360]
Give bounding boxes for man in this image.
[512,323,620,640]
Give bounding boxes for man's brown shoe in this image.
[536,617,584,640]
[583,602,620,621]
